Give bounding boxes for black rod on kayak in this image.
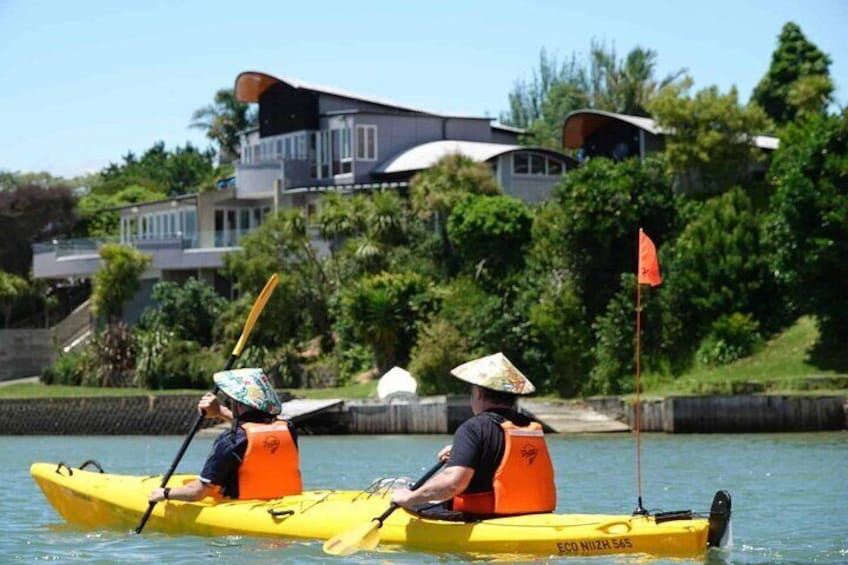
[133,274,279,535]
[373,460,446,526]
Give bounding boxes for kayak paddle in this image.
[134,273,279,534]
[322,460,445,556]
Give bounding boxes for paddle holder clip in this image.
[632,496,648,516]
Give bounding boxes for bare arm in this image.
[198,392,233,421]
[391,465,474,509]
[148,479,214,503]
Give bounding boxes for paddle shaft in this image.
[374,460,445,526]
[134,357,238,533]
[134,275,279,535]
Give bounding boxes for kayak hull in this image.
[31,462,715,558]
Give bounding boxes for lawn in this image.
[642,316,848,395]
[0,380,379,400]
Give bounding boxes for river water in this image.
[3,432,846,564]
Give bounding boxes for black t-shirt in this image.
[199,411,298,498]
[445,407,532,494]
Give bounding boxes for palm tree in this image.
[190,88,257,163]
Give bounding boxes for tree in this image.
[339,271,433,373]
[223,209,333,346]
[447,194,532,280]
[0,183,77,276]
[96,141,216,197]
[661,187,782,368]
[410,154,501,272]
[539,156,680,319]
[751,22,833,126]
[649,78,773,194]
[190,88,258,163]
[0,271,29,328]
[139,278,226,346]
[501,43,685,148]
[767,112,848,358]
[76,184,165,238]
[91,244,151,322]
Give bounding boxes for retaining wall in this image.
[1,394,844,435]
[0,395,216,435]
[0,330,55,382]
[588,395,846,433]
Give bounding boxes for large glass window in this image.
[512,152,566,176]
[355,125,377,160]
[332,128,352,175]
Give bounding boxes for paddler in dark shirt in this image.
[392,353,557,517]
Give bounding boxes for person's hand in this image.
[149,487,168,503]
[437,444,452,462]
[198,392,221,419]
[391,486,414,509]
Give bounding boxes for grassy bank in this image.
[0,380,379,400]
[643,316,848,395]
[3,318,845,401]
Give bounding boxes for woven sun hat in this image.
[450,352,535,395]
[213,368,282,416]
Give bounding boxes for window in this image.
[548,159,563,175]
[355,125,377,160]
[530,154,545,175]
[512,152,566,176]
[332,127,352,175]
[513,153,529,174]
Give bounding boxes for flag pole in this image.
[633,240,647,516]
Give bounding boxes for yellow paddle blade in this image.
[322,520,381,556]
[231,273,279,357]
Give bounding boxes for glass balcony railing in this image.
[34,226,327,259]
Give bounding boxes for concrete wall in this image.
[664,395,846,433]
[0,329,55,381]
[0,395,215,434]
[589,395,847,433]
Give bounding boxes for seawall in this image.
[0,394,845,435]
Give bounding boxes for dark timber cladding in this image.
[259,81,319,137]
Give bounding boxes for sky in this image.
[1,0,845,179]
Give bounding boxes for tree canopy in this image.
[190,88,258,163]
[751,22,833,126]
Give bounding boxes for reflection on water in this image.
[4,432,846,563]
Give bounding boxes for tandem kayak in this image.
[31,461,731,558]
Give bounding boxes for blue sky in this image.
[1,0,845,178]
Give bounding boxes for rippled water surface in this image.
[3,432,846,563]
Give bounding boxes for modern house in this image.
[233,71,574,215]
[32,73,574,321]
[561,109,779,191]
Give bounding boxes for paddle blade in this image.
[322,520,380,556]
[232,273,279,357]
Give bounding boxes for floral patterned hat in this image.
[450,352,535,395]
[213,368,282,415]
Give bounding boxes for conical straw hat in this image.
[450,352,535,395]
[213,368,282,415]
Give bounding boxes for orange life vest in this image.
[453,420,556,515]
[237,421,302,500]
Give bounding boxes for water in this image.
[3,432,846,563]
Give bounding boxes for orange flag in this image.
[638,228,662,286]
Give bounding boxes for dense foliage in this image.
[91,244,151,322]
[36,20,848,393]
[751,22,833,125]
[767,111,848,358]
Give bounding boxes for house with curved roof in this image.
[234,71,574,212]
[32,74,575,321]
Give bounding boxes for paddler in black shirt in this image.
[392,352,557,518]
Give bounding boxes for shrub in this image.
[139,278,226,346]
[696,313,762,366]
[409,319,471,395]
[41,349,89,386]
[85,323,136,387]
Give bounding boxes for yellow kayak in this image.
[31,461,730,558]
